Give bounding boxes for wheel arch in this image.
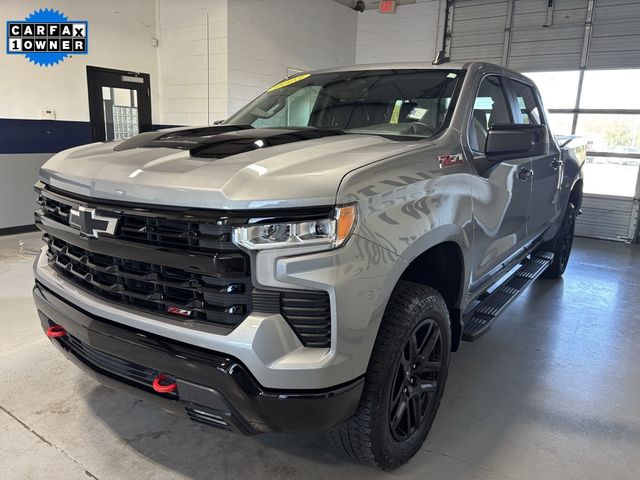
[398,242,465,351]
[381,225,470,352]
[569,177,583,212]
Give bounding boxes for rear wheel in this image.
[330,281,451,470]
[541,202,576,279]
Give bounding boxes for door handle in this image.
[517,167,533,182]
[550,158,563,170]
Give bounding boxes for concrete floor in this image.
[2,232,640,480]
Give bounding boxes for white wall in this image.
[1,0,159,122]
[156,0,357,123]
[356,0,440,65]
[155,0,228,125]
[1,0,159,230]
[226,0,357,115]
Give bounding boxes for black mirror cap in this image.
[485,124,550,162]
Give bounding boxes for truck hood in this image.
[40,127,429,209]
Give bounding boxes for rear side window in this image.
[469,76,512,153]
[511,80,542,125]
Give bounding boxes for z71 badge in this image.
[438,153,465,168]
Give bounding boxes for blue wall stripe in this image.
[0,119,181,154]
[0,118,92,154]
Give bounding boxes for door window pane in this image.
[524,71,580,109]
[113,88,133,108]
[469,76,511,152]
[580,70,640,110]
[511,80,542,125]
[102,87,139,141]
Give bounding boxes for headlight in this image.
[232,204,356,250]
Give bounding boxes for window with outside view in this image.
[526,69,640,197]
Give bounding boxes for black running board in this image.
[461,251,554,342]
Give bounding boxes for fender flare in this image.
[374,224,471,350]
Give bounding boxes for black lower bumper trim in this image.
[33,281,363,434]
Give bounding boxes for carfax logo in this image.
[6,8,88,66]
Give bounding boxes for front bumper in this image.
[34,221,402,390]
[33,282,363,434]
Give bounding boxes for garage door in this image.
[575,195,638,241]
[450,0,640,70]
[448,0,640,242]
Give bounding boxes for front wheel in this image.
[541,202,577,279]
[330,281,451,470]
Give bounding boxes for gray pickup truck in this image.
[32,62,584,470]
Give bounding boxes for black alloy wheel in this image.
[331,282,451,470]
[541,202,577,278]
[388,318,442,441]
[557,206,576,272]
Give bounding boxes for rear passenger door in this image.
[506,79,561,239]
[466,75,532,287]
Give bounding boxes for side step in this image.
[461,251,554,342]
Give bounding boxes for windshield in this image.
[226,69,462,139]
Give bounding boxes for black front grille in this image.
[119,215,236,252]
[36,185,253,328]
[46,235,251,326]
[37,192,235,254]
[40,195,72,224]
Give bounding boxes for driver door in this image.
[467,75,533,288]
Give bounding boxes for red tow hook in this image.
[45,325,67,338]
[152,374,178,393]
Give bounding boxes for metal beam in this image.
[585,151,640,160]
[544,0,554,27]
[629,200,639,244]
[549,108,640,115]
[580,0,596,68]
[433,0,453,65]
[501,0,516,67]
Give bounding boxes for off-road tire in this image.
[541,202,576,279]
[330,281,451,470]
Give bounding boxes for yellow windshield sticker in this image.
[390,100,403,124]
[267,73,311,92]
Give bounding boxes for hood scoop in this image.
[114,125,345,159]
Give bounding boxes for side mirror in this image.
[485,124,549,161]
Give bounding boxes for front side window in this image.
[226,69,462,139]
[511,80,542,125]
[468,76,511,153]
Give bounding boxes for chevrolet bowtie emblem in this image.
[69,205,119,238]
